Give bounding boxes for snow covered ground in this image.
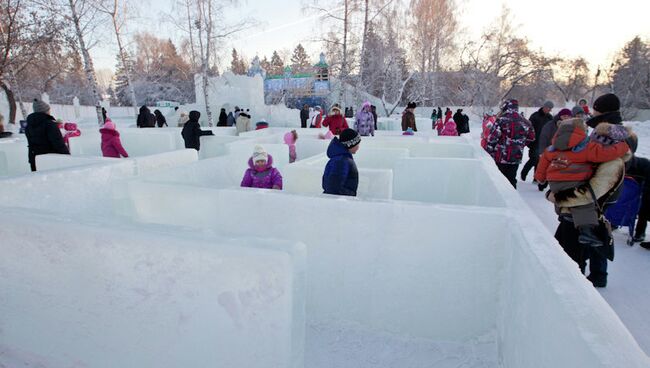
[515,120,650,356]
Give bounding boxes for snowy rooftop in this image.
[1,123,649,368]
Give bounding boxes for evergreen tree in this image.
[113,51,136,106]
[231,48,247,75]
[269,50,285,76]
[290,44,311,74]
[260,56,271,74]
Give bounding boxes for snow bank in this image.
[0,209,305,368]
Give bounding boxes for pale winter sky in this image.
[91,0,650,75]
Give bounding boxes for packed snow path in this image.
[517,159,650,356]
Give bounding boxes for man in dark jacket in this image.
[521,100,553,181]
[401,102,417,132]
[181,111,214,151]
[322,128,360,196]
[371,105,378,130]
[454,109,470,135]
[621,135,650,244]
[300,104,309,129]
[137,105,156,128]
[25,99,69,171]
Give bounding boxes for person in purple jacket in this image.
[240,145,283,190]
[100,119,129,158]
[354,101,375,136]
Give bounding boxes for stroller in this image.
[605,176,643,245]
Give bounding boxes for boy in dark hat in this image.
[401,102,417,132]
[322,128,360,196]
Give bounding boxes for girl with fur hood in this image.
[240,145,283,190]
[438,110,458,136]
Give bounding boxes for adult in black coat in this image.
[521,101,554,181]
[621,135,650,242]
[137,106,156,128]
[181,110,214,151]
[371,105,378,130]
[300,104,309,129]
[217,108,228,127]
[25,99,69,171]
[154,109,168,127]
[454,109,470,134]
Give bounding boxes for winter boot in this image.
[632,233,645,243]
[578,225,604,247]
[520,171,527,182]
[538,182,548,192]
[640,242,650,250]
[587,273,607,288]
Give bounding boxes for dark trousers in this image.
[555,218,608,283]
[496,163,519,189]
[635,197,650,237]
[521,146,539,179]
[301,119,307,129]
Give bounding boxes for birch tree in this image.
[92,0,138,112]
[66,0,104,125]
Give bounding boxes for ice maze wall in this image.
[1,130,649,367]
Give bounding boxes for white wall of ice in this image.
[0,209,305,368]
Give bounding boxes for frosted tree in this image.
[92,0,138,112]
[193,0,254,125]
[551,57,591,104]
[458,5,552,110]
[611,36,650,114]
[409,0,457,105]
[0,0,57,123]
[65,0,105,125]
[290,44,311,74]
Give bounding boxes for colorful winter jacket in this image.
[322,114,349,135]
[481,115,496,149]
[355,109,375,136]
[283,131,297,163]
[100,128,129,158]
[535,119,629,183]
[240,154,283,189]
[439,115,458,136]
[322,137,358,196]
[485,111,535,164]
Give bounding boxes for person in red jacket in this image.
[100,119,129,158]
[322,104,349,135]
[535,119,628,246]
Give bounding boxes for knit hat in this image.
[593,93,620,113]
[33,99,50,113]
[189,110,201,121]
[252,145,268,162]
[407,102,417,109]
[571,106,585,116]
[339,128,361,148]
[543,100,554,109]
[558,108,572,118]
[501,99,519,112]
[103,119,116,130]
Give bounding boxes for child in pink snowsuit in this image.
[284,130,298,163]
[439,110,458,136]
[100,119,129,158]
